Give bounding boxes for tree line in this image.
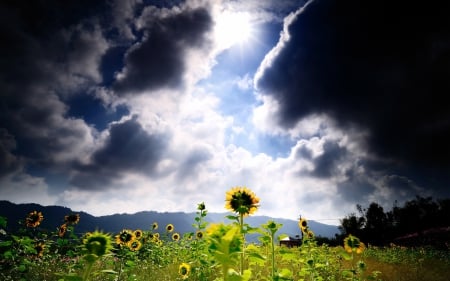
[337,196,450,247]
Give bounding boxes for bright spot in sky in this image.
[215,11,254,49]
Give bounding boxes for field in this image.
[1,189,449,281]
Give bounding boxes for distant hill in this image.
[0,201,339,239]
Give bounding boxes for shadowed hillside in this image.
[0,201,339,239]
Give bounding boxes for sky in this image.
[1,0,450,225]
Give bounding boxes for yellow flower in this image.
[196,230,204,239]
[134,229,143,240]
[34,242,45,257]
[225,186,260,216]
[26,211,44,228]
[154,232,160,240]
[83,231,113,257]
[343,234,365,254]
[152,222,158,230]
[64,214,80,225]
[179,262,191,279]
[166,224,174,233]
[58,224,68,237]
[298,217,308,233]
[172,232,180,241]
[128,240,142,251]
[115,229,135,246]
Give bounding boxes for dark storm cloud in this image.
[70,117,169,190]
[256,0,450,194]
[311,141,347,178]
[0,0,114,173]
[0,129,22,177]
[113,5,213,95]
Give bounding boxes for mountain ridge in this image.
[0,200,339,238]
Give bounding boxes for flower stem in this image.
[239,213,244,275]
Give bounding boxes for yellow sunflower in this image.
[26,210,44,228]
[64,214,80,225]
[128,240,142,251]
[298,217,308,233]
[225,186,260,216]
[58,224,68,237]
[83,231,113,257]
[152,222,158,230]
[172,232,180,241]
[166,224,174,233]
[179,262,191,280]
[343,234,365,254]
[134,229,143,240]
[115,229,135,246]
[196,230,204,239]
[34,242,45,257]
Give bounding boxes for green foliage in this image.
[1,203,450,281]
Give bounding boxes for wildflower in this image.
[115,229,135,246]
[134,229,143,240]
[197,202,206,211]
[298,217,308,234]
[343,234,365,254]
[128,240,142,251]
[152,222,158,230]
[154,232,160,240]
[306,230,315,239]
[186,233,193,240]
[34,242,45,257]
[172,232,180,241]
[225,186,260,216]
[83,231,113,257]
[196,230,204,239]
[166,223,174,233]
[58,224,68,237]
[64,214,80,225]
[179,262,191,279]
[26,211,44,228]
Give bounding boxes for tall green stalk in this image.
[239,213,245,275]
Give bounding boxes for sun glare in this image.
[215,11,254,49]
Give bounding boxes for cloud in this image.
[70,116,169,189]
[113,4,213,95]
[255,0,450,195]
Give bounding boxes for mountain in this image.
[0,201,339,239]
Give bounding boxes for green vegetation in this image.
[0,189,449,281]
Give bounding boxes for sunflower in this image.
[134,229,143,240]
[179,262,191,280]
[306,230,315,239]
[172,232,180,241]
[58,224,68,237]
[196,230,204,239]
[343,234,365,254]
[64,214,80,225]
[83,231,113,257]
[128,240,142,251]
[166,224,174,233]
[186,233,193,240]
[298,218,308,234]
[225,186,260,216]
[154,233,160,240]
[152,222,158,230]
[26,210,44,228]
[34,242,45,257]
[115,229,135,246]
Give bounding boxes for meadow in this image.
[1,187,449,281]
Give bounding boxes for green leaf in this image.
[101,269,118,274]
[0,216,7,228]
[226,215,239,222]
